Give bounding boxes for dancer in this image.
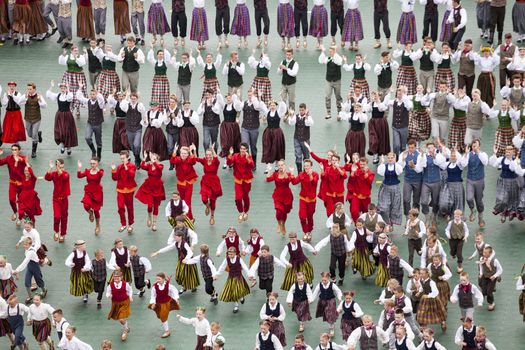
[309,0,328,49]
[291,159,318,241]
[170,144,198,219]
[2,82,26,144]
[0,144,26,226]
[216,93,241,166]
[111,150,137,233]
[108,238,132,283]
[77,157,104,234]
[171,0,187,46]
[446,0,467,51]
[148,272,180,338]
[170,53,194,101]
[462,140,488,227]
[19,83,46,159]
[486,99,516,157]
[259,99,287,169]
[65,240,94,303]
[231,0,250,49]
[319,45,343,120]
[147,0,170,45]
[489,145,521,222]
[147,45,171,110]
[341,0,363,51]
[277,0,295,49]
[259,292,286,346]
[214,247,251,313]
[314,224,351,286]
[91,249,107,309]
[343,53,371,99]
[403,208,426,267]
[470,46,500,107]
[177,308,212,349]
[450,272,483,319]
[186,244,219,304]
[119,92,145,167]
[135,152,166,231]
[393,44,418,95]
[280,232,315,290]
[113,0,131,42]
[196,46,222,99]
[96,45,121,101]
[278,48,298,112]
[286,271,313,333]
[428,254,452,317]
[77,0,95,41]
[214,0,230,47]
[248,50,272,105]
[128,246,152,297]
[106,271,133,341]
[377,153,403,232]
[340,100,368,157]
[346,315,389,349]
[59,47,87,118]
[349,219,376,279]
[197,89,221,154]
[478,246,503,311]
[107,92,129,154]
[118,37,145,94]
[248,244,286,293]
[227,144,255,222]
[190,0,209,49]
[266,160,294,235]
[142,102,168,161]
[6,295,29,350]
[45,159,71,243]
[397,0,418,45]
[13,237,48,303]
[437,149,465,219]
[415,267,446,330]
[75,83,105,159]
[197,147,222,225]
[312,272,343,337]
[0,256,17,300]
[216,227,245,257]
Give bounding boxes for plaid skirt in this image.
[231,4,250,37]
[176,260,200,291]
[342,9,363,42]
[447,116,466,152]
[97,70,121,100]
[151,74,170,111]
[519,292,525,321]
[435,280,450,310]
[494,177,520,216]
[439,181,465,217]
[190,7,208,42]
[341,318,363,341]
[408,109,431,142]
[54,111,79,148]
[269,320,286,346]
[316,298,338,324]
[61,71,87,111]
[0,2,8,34]
[108,299,131,320]
[309,5,328,38]
[281,259,314,291]
[416,297,446,325]
[352,248,375,278]
[477,72,495,107]
[0,318,11,337]
[147,3,170,35]
[368,118,390,156]
[112,119,130,153]
[375,263,389,287]
[32,319,52,342]
[439,10,452,42]
[219,275,250,302]
[114,1,131,35]
[28,0,47,35]
[196,335,209,350]
[292,299,312,322]
[435,68,455,92]
[277,3,294,38]
[396,12,417,45]
[350,78,369,100]
[495,126,514,157]
[396,65,417,96]
[251,77,272,105]
[377,184,402,226]
[513,3,525,34]
[201,77,219,100]
[148,299,180,322]
[77,5,95,39]
[0,278,17,299]
[70,269,94,297]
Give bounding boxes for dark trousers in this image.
[255,8,270,36]
[204,277,215,295]
[134,274,146,290]
[490,6,505,35]
[374,10,391,39]
[407,238,422,267]
[422,11,439,42]
[458,74,475,99]
[25,261,45,289]
[259,277,274,295]
[94,279,105,301]
[403,181,422,216]
[480,277,496,304]
[330,10,344,37]
[215,6,230,36]
[241,127,259,164]
[390,273,404,286]
[294,8,308,37]
[449,28,465,51]
[203,125,219,153]
[499,68,514,89]
[330,253,346,279]
[449,238,464,264]
[171,10,187,37]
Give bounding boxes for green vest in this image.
[498,111,512,128]
[449,222,465,239]
[204,64,216,80]
[155,61,167,76]
[67,57,83,73]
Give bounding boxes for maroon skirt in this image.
[219,120,241,157]
[316,298,338,324]
[54,111,79,148]
[0,318,11,337]
[12,3,31,33]
[262,127,285,163]
[27,0,47,35]
[196,335,209,350]
[292,299,312,322]
[341,318,363,341]
[180,126,199,156]
[345,129,366,157]
[269,319,286,346]
[368,118,390,156]
[143,127,168,161]
[112,118,130,153]
[2,110,26,143]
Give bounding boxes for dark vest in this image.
[392,100,409,128]
[258,332,275,350]
[293,283,307,302]
[115,101,126,119]
[125,103,142,132]
[258,255,274,280]
[87,48,102,73]
[319,282,335,300]
[420,50,434,71]
[378,63,392,88]
[265,302,281,318]
[154,61,167,76]
[341,301,358,320]
[294,115,310,141]
[178,63,192,86]
[281,60,297,85]
[199,255,213,279]
[130,255,145,279]
[6,93,21,111]
[326,58,342,82]
[102,57,116,71]
[332,213,346,231]
[360,327,378,350]
[203,101,220,127]
[227,62,243,87]
[88,99,104,125]
[57,95,71,112]
[388,255,403,279]
[166,108,180,135]
[24,95,41,123]
[223,105,237,122]
[170,199,184,218]
[123,47,140,72]
[463,326,477,348]
[458,284,474,309]
[242,101,260,129]
[330,234,346,257]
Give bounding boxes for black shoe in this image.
[51,27,58,35]
[57,36,64,43]
[31,142,37,158]
[120,37,125,44]
[139,289,145,298]
[60,147,65,154]
[169,163,174,171]
[337,279,344,286]
[67,149,72,155]
[146,279,151,289]
[13,38,18,45]
[97,302,102,309]
[240,297,245,304]
[96,147,102,160]
[353,268,357,275]
[38,131,42,143]
[61,42,69,48]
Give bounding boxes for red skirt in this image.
[219,121,241,157]
[112,119,130,153]
[368,117,390,156]
[200,174,223,200]
[54,111,79,148]
[136,178,166,205]
[32,318,52,342]
[17,189,42,218]
[2,110,26,143]
[180,126,199,156]
[77,5,95,39]
[273,187,293,214]
[143,127,168,161]
[27,0,47,35]
[345,129,366,157]
[262,127,285,163]
[82,184,103,211]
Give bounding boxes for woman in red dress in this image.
[169,144,198,220]
[17,164,42,224]
[305,143,335,217]
[266,160,295,236]
[77,157,104,235]
[135,152,166,231]
[2,82,27,144]
[196,146,222,225]
[343,152,361,221]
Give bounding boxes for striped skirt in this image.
[97,69,120,101]
[147,3,170,35]
[477,72,495,108]
[377,184,402,226]
[70,269,94,297]
[0,2,8,34]
[190,7,208,42]
[352,249,375,278]
[315,298,338,324]
[291,299,312,322]
[341,318,363,341]
[513,3,525,35]
[270,320,286,346]
[396,65,417,96]
[447,116,466,152]
[350,78,369,100]
[309,5,328,38]
[494,177,520,217]
[151,74,170,111]
[416,297,446,325]
[439,10,452,42]
[0,318,11,337]
[435,280,450,310]
[439,182,465,217]
[231,4,250,37]
[61,71,87,111]
[12,4,31,33]
[342,8,363,42]
[219,276,250,302]
[435,68,455,92]
[168,215,196,230]
[408,109,431,142]
[0,278,17,299]
[251,77,272,105]
[280,259,314,291]
[495,126,514,157]
[108,299,131,320]
[375,263,389,287]
[201,77,219,100]
[368,117,390,156]
[148,299,180,322]
[396,12,417,45]
[109,267,132,283]
[176,260,200,291]
[277,3,294,38]
[32,319,51,342]
[28,0,48,35]
[77,5,95,39]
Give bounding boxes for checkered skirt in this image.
[342,8,363,42]
[435,68,455,92]
[396,65,417,95]
[495,126,514,157]
[270,320,286,346]
[309,5,328,38]
[315,298,338,324]
[97,69,121,100]
[292,299,312,322]
[439,10,452,42]
[377,184,402,226]
[350,78,370,100]
[416,296,446,325]
[231,4,251,37]
[494,177,520,216]
[61,71,87,111]
[447,116,466,152]
[201,77,220,100]
[151,74,170,111]
[396,11,417,45]
[277,3,295,38]
[439,181,465,217]
[408,109,431,142]
[251,77,272,105]
[190,7,209,42]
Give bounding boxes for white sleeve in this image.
[140,257,152,272]
[472,284,484,306]
[314,235,331,252]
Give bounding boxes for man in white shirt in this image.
[319,45,343,120]
[447,0,468,50]
[117,36,145,93]
[278,48,299,114]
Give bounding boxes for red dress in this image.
[2,94,26,144]
[77,169,104,211]
[135,162,166,205]
[292,171,319,234]
[196,157,222,200]
[350,168,375,222]
[267,172,294,215]
[17,167,42,221]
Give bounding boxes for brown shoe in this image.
[118,226,126,233]
[88,209,94,222]
[209,216,215,225]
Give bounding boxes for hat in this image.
[378,233,387,239]
[74,240,86,246]
[519,44,525,50]
[150,101,159,107]
[480,46,493,53]
[7,81,16,86]
[115,91,124,96]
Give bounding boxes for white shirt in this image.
[450,283,484,306]
[420,244,447,268]
[197,54,222,71]
[46,91,73,103]
[393,337,417,350]
[469,52,500,72]
[478,257,503,278]
[377,163,404,177]
[415,339,446,350]
[222,60,246,78]
[398,0,415,12]
[58,336,93,350]
[65,250,93,271]
[0,263,14,280]
[15,248,40,273]
[312,282,343,301]
[336,300,363,318]
[215,256,250,276]
[419,278,439,298]
[216,236,246,256]
[326,212,352,229]
[186,255,218,275]
[75,91,105,109]
[0,297,7,319]
[288,113,314,127]
[171,55,196,71]
[248,55,271,70]
[445,220,470,240]
[7,303,29,317]
[343,61,371,73]
[58,54,86,67]
[314,233,351,253]
[178,316,212,345]
[164,199,189,218]
[117,46,145,64]
[248,256,286,279]
[277,58,299,77]
[18,93,47,109]
[279,241,315,265]
[347,326,389,348]
[447,6,468,29]
[107,247,131,270]
[319,52,343,66]
[147,49,172,67]
[149,282,179,304]
[159,241,193,260]
[28,302,55,321]
[259,302,286,321]
[119,98,146,115]
[386,319,415,341]
[141,110,167,128]
[197,98,222,117]
[105,281,133,299]
[286,283,314,303]
[167,227,198,247]
[255,332,283,350]
[52,317,70,335]
[177,109,200,126]
[18,228,42,250]
[374,60,399,75]
[404,219,426,239]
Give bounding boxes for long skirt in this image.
[350,78,369,100]
[439,181,465,217]
[435,68,454,92]
[143,128,168,161]
[342,8,363,42]
[493,177,520,217]
[113,1,131,35]
[175,260,200,291]
[269,320,286,346]
[519,292,525,321]
[375,263,389,287]
[61,71,87,112]
[231,4,250,36]
[280,259,314,291]
[447,116,466,152]
[408,109,431,142]
[190,7,208,42]
[112,119,129,153]
[477,2,491,30]
[70,269,94,296]
[377,184,402,226]
[277,3,294,38]
[219,121,241,157]
[345,129,366,157]
[196,335,208,350]
[416,297,446,325]
[439,10,452,42]
[315,298,338,324]
[396,11,417,45]
[352,248,375,278]
[0,278,17,299]
[309,5,328,38]
[147,3,170,35]
[513,3,525,35]
[219,276,250,302]
[2,111,26,143]
[435,280,450,310]
[148,299,180,322]
[12,3,31,33]
[495,126,514,157]
[151,75,170,110]
[396,65,417,96]
[291,299,311,322]
[27,0,47,35]
[368,118,390,156]
[108,299,131,320]
[31,319,51,343]
[0,318,12,337]
[167,215,195,230]
[201,77,219,100]
[97,69,120,101]
[18,189,42,220]
[477,72,495,107]
[251,77,272,105]
[262,127,285,163]
[179,126,199,156]
[54,111,78,148]
[341,318,363,341]
[77,5,95,39]
[0,2,8,34]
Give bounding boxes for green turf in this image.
[0,1,523,349]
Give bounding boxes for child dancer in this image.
[286,272,313,333]
[106,270,132,341]
[397,0,417,45]
[314,224,350,286]
[407,84,431,142]
[91,249,106,309]
[259,292,286,346]
[392,285,421,339]
[65,240,93,303]
[46,81,78,155]
[346,315,389,349]
[489,145,521,222]
[447,88,470,152]
[57,326,93,349]
[349,219,376,279]
[280,232,316,290]
[214,247,251,313]
[450,272,483,319]
[373,233,390,287]
[0,256,17,300]
[108,238,132,283]
[147,46,171,110]
[277,0,295,49]
[217,93,241,167]
[374,52,399,99]
[403,208,426,267]
[245,228,265,267]
[486,99,516,157]
[341,0,363,51]
[14,237,48,303]
[147,0,170,45]
[196,46,222,99]
[27,294,55,350]
[386,245,413,286]
[6,295,29,350]
[216,227,245,256]
[415,267,446,330]
[51,309,69,341]
[444,209,469,272]
[343,54,371,99]
[393,43,418,95]
[479,246,503,311]
[309,0,328,49]
[77,157,104,235]
[470,46,500,107]
[197,147,222,225]
[474,326,497,350]
[337,291,363,342]
[377,153,403,233]
[266,160,295,235]
[418,328,446,350]
[312,272,342,337]
[129,246,151,297]
[148,272,180,338]
[231,0,250,48]
[142,102,169,161]
[340,101,368,158]
[187,244,218,304]
[428,254,451,314]
[367,91,390,164]
[135,152,166,231]
[249,244,286,294]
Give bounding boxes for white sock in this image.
[162,321,169,332]
[122,321,128,331]
[234,301,239,307]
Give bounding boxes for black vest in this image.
[265,302,281,318]
[294,115,310,141]
[57,95,71,112]
[378,63,392,88]
[178,63,192,86]
[166,107,180,135]
[242,101,260,129]
[258,332,275,350]
[392,100,409,128]
[88,99,104,125]
[125,103,142,132]
[123,47,140,72]
[223,105,237,122]
[87,48,102,73]
[203,101,220,127]
[227,62,243,87]
[200,255,213,279]
[420,50,434,71]
[170,199,184,218]
[319,282,335,300]
[130,255,145,278]
[293,283,307,302]
[326,58,342,82]
[115,101,126,119]
[463,326,477,348]
[282,59,297,85]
